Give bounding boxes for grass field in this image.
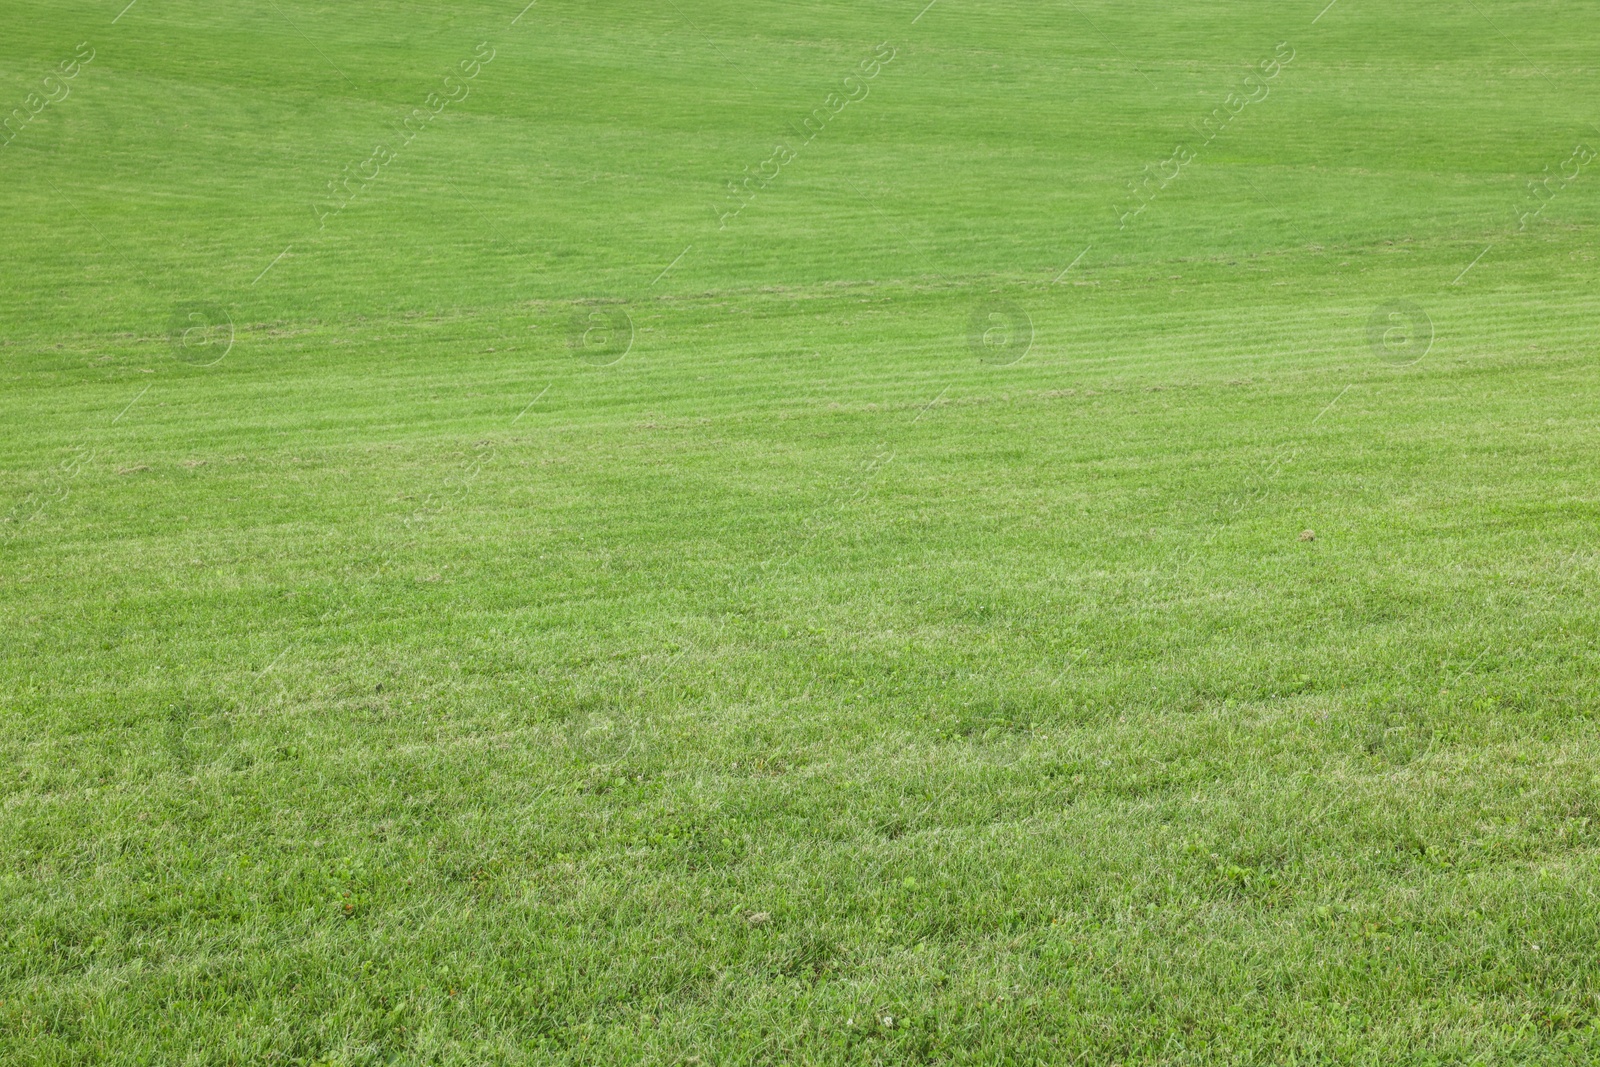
[4,0,1600,1062]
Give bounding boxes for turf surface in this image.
[3,0,1600,1062]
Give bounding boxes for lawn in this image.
[3,0,1600,1063]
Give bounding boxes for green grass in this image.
[4,0,1600,1062]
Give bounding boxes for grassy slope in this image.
[2,0,1599,1062]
